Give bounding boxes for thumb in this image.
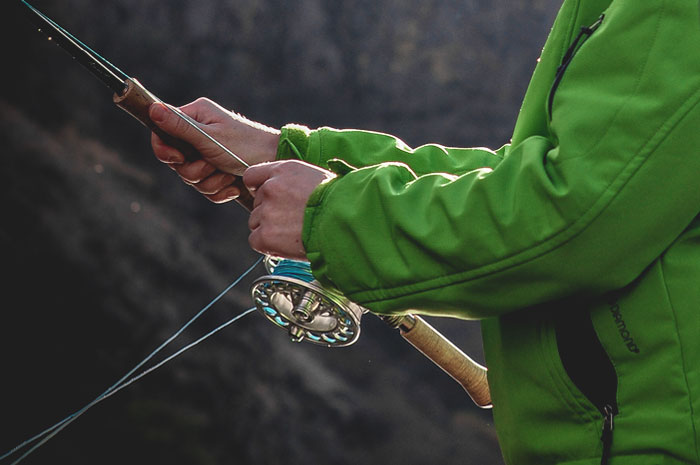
[243,162,277,192]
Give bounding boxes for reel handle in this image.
[390,315,492,408]
[113,78,254,211]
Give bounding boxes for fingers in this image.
[151,132,185,164]
[149,98,230,140]
[205,186,241,204]
[247,188,264,230]
[243,161,277,192]
[243,162,279,211]
[248,209,305,259]
[245,163,280,252]
[182,169,240,203]
[149,98,225,161]
[173,159,217,183]
[193,172,238,195]
[148,97,257,205]
[149,102,206,148]
[152,141,239,202]
[175,161,240,201]
[243,160,334,260]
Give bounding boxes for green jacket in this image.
[277,0,700,463]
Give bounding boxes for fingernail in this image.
[150,103,167,123]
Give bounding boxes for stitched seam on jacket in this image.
[659,258,700,463]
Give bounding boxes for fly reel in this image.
[251,256,366,347]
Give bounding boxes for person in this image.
[148,1,700,464]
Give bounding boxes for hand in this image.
[149,98,280,203]
[244,160,336,260]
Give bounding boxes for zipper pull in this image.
[584,14,605,35]
[600,404,615,465]
[557,14,605,74]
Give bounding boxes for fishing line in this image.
[1,256,263,464]
[7,308,258,465]
[266,257,315,282]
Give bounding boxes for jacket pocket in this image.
[556,308,618,465]
[548,14,605,119]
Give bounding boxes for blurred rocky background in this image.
[0,1,559,464]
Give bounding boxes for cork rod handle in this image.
[398,315,492,408]
[113,78,254,211]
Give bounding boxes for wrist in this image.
[229,110,280,165]
[256,128,281,164]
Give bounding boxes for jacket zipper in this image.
[548,14,605,118]
[600,404,615,465]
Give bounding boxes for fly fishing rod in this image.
[19,0,491,408]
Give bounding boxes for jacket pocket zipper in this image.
[548,14,605,118]
[600,404,615,465]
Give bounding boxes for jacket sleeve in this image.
[277,124,507,177]
[293,0,700,319]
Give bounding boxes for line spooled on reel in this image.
[251,257,492,408]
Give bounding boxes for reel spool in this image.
[251,256,366,347]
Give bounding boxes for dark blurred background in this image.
[0,1,559,464]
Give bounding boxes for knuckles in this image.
[257,176,280,199]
